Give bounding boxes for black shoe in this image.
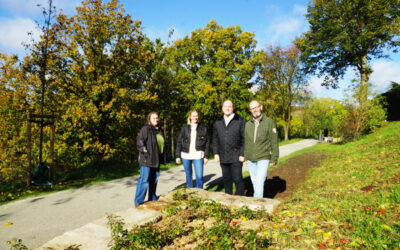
[134,203,141,208]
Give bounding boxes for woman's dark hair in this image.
[146,111,159,125]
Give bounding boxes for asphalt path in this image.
[0,139,318,249]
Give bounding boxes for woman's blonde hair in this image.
[187,109,199,124]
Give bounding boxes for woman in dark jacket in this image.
[176,110,210,188]
[134,111,165,207]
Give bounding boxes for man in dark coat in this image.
[213,100,246,195]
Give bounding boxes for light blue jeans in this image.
[182,158,204,188]
[247,159,269,198]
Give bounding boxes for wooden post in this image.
[163,118,167,164]
[50,121,55,182]
[171,119,175,158]
[27,112,32,186]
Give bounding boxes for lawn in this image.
[262,122,400,248]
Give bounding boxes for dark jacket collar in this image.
[146,124,161,132]
[216,113,240,121]
[185,122,205,128]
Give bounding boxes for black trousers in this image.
[220,162,244,196]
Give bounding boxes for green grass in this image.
[261,121,400,249]
[279,138,305,146]
[207,122,400,248]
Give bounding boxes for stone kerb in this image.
[37,189,280,250]
[159,188,281,213]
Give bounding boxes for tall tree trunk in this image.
[357,55,370,134]
[163,118,167,164]
[360,55,370,104]
[283,106,291,141]
[171,119,174,158]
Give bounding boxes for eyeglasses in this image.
[249,105,260,111]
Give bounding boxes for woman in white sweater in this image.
[176,110,210,188]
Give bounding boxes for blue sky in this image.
[1,0,399,99]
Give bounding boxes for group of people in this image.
[134,100,279,207]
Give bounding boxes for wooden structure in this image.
[27,113,56,186]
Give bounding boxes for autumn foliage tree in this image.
[0,54,31,183]
[47,0,157,166]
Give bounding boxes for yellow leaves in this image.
[314,229,324,236]
[4,222,13,226]
[280,210,295,217]
[380,224,392,231]
[322,232,332,240]
[272,223,285,229]
[349,238,365,247]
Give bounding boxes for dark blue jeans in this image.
[134,166,160,205]
[182,158,204,188]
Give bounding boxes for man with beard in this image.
[213,100,246,195]
[244,100,279,198]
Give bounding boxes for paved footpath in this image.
[0,139,317,249]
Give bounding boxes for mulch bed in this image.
[243,151,327,200]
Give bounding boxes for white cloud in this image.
[267,17,301,44]
[370,61,400,93]
[293,4,307,15]
[306,76,346,100]
[0,17,40,51]
[307,76,324,96]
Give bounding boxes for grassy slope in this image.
[266,121,400,249]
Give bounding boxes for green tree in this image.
[166,20,260,128]
[341,83,386,138]
[296,0,400,107]
[302,97,347,138]
[145,37,185,160]
[258,45,309,141]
